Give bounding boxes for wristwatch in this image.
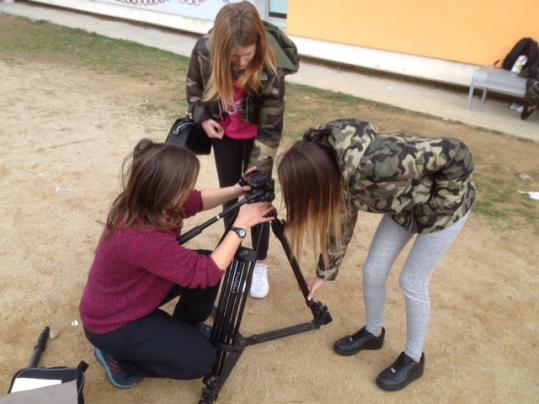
[230,226,247,239]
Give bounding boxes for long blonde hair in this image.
[203,1,277,107]
[277,142,344,263]
[106,139,200,233]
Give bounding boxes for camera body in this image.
[239,169,275,203]
[179,170,274,245]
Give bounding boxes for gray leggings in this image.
[363,212,470,359]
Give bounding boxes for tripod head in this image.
[238,169,275,203]
[178,169,274,245]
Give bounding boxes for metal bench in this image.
[466,67,527,110]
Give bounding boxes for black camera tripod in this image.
[178,186,332,404]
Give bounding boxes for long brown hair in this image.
[277,142,344,263]
[204,1,277,106]
[106,139,200,233]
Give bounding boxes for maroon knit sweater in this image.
[79,190,223,334]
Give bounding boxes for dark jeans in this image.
[84,283,220,380]
[212,136,270,260]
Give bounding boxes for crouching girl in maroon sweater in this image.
[79,139,274,389]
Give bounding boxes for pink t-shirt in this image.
[220,86,258,140]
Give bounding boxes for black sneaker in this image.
[94,348,143,389]
[333,326,385,356]
[376,352,424,391]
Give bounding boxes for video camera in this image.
[177,169,274,245]
[238,169,274,203]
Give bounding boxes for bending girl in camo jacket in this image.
[277,118,476,391]
[186,1,298,299]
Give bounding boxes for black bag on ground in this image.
[3,327,88,404]
[6,364,88,404]
[165,114,212,155]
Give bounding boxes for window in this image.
[253,0,287,28]
[268,0,287,19]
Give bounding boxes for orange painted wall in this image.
[287,0,539,65]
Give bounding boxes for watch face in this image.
[233,227,246,239]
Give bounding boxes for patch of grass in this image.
[139,102,162,115]
[472,170,539,232]
[0,57,22,66]
[513,203,539,220]
[0,16,189,79]
[473,200,508,219]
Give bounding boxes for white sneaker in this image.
[250,263,270,299]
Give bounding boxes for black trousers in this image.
[212,136,270,260]
[84,283,220,380]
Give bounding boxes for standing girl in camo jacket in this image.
[186,1,298,299]
[277,118,476,391]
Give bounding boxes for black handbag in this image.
[7,364,88,404]
[165,114,212,155]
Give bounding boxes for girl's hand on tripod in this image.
[232,183,250,198]
[211,201,272,270]
[235,167,258,196]
[234,202,275,229]
[307,277,326,301]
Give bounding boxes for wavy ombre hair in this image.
[277,142,344,263]
[106,139,200,233]
[203,1,277,107]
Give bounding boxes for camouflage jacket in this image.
[186,31,290,176]
[525,78,539,107]
[305,119,476,280]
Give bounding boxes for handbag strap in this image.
[76,361,89,373]
[186,102,197,120]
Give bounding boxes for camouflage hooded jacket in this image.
[525,78,539,107]
[186,22,298,175]
[305,119,476,280]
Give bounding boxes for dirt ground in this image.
[1,58,538,404]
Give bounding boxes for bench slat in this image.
[466,67,527,110]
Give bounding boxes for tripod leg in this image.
[200,247,257,403]
[270,219,310,300]
[211,261,244,375]
[271,219,332,327]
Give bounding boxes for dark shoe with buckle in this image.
[376,352,424,391]
[333,326,385,356]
